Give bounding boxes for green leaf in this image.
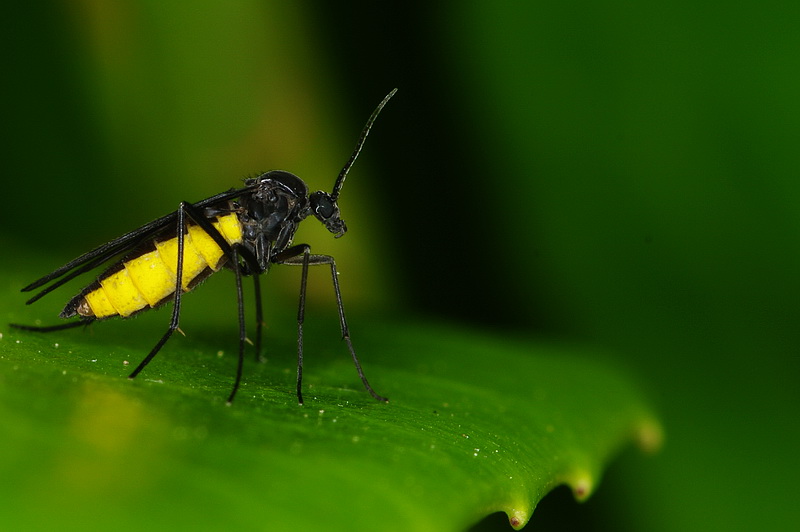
[1,263,660,531]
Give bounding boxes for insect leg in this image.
[317,253,388,403]
[276,246,388,403]
[179,202,264,402]
[128,202,190,381]
[296,246,310,405]
[227,247,246,404]
[267,244,311,404]
[9,318,95,332]
[253,273,265,362]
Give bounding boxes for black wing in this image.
[21,184,257,305]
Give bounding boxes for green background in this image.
[3,2,799,530]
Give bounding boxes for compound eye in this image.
[311,191,336,219]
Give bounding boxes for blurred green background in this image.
[3,1,799,530]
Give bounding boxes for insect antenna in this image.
[330,88,398,201]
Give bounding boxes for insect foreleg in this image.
[277,247,388,404]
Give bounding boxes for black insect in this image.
[11,89,397,405]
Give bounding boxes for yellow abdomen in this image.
[77,213,242,319]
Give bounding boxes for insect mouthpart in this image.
[310,190,347,237]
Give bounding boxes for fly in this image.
[11,89,398,405]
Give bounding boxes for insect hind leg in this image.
[128,202,193,382]
[127,201,252,406]
[9,318,95,333]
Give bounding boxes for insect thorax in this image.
[238,171,313,271]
